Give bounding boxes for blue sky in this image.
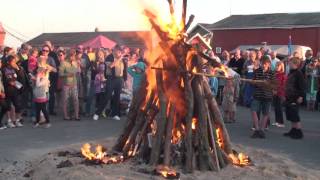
[1,0,319,47]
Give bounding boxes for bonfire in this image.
[81,0,251,178]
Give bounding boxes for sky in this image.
[1,0,320,47]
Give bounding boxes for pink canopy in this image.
[80,35,116,49]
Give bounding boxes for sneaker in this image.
[290,129,303,139]
[93,114,99,121]
[33,123,40,128]
[283,128,294,137]
[251,127,256,131]
[0,125,7,130]
[15,121,24,127]
[113,115,120,121]
[258,130,266,139]
[272,123,278,126]
[251,130,260,138]
[7,121,16,128]
[276,123,285,128]
[43,123,51,128]
[101,112,107,118]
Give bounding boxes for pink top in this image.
[275,72,287,97]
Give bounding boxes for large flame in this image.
[228,152,250,166]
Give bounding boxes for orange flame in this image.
[81,143,124,164]
[213,65,229,78]
[215,128,223,148]
[192,118,197,130]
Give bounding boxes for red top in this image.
[275,72,287,97]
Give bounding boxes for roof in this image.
[204,12,320,30]
[27,31,150,48]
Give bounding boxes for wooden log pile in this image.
[111,0,250,174]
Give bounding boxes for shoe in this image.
[75,118,81,121]
[272,123,277,126]
[290,129,303,139]
[251,127,256,131]
[0,125,7,130]
[258,130,266,139]
[15,121,24,127]
[93,114,99,121]
[33,123,40,128]
[251,130,260,138]
[43,123,51,128]
[64,117,71,121]
[7,121,16,128]
[283,128,294,137]
[276,123,285,128]
[113,116,120,121]
[101,112,107,118]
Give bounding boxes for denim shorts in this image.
[251,99,271,115]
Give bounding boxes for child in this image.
[305,59,318,111]
[250,56,276,139]
[284,57,306,139]
[222,79,236,123]
[0,60,10,130]
[94,64,107,119]
[127,61,146,92]
[272,61,286,127]
[33,67,51,128]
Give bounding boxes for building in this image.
[0,23,6,47]
[203,12,320,54]
[27,31,150,49]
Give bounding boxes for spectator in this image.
[127,61,146,92]
[1,47,14,64]
[270,51,280,72]
[17,43,31,72]
[28,48,39,74]
[283,57,306,139]
[242,51,259,107]
[41,44,57,115]
[250,56,275,139]
[59,49,79,120]
[301,49,313,76]
[228,49,245,76]
[2,55,24,128]
[33,67,51,128]
[272,61,286,127]
[94,64,107,114]
[85,49,105,116]
[222,79,237,123]
[0,60,10,130]
[93,45,127,121]
[305,58,319,111]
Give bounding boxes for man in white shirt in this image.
[270,51,280,72]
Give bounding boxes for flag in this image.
[288,35,292,56]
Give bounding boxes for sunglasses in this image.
[42,49,49,52]
[58,54,65,57]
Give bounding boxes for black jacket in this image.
[285,69,306,103]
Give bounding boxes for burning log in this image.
[81,0,252,175]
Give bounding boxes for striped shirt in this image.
[252,68,275,101]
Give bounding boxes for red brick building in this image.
[0,23,6,46]
[203,13,320,54]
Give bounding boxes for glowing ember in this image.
[228,152,250,166]
[155,165,180,179]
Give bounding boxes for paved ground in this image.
[0,106,319,171]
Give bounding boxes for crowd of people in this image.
[0,42,319,141]
[212,48,320,139]
[0,41,146,129]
